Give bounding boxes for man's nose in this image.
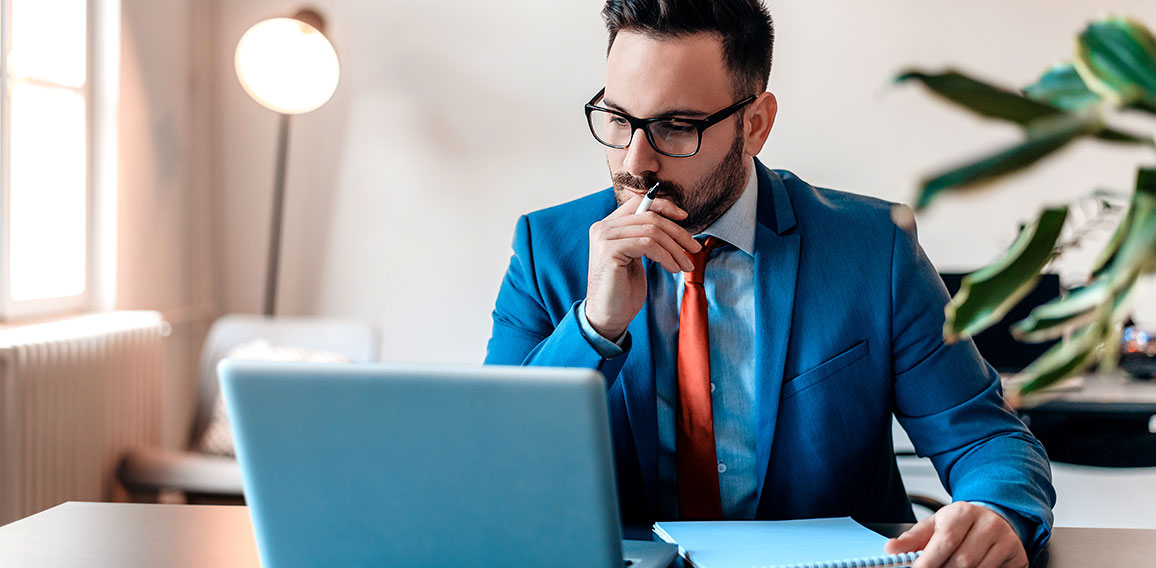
[622,128,661,179]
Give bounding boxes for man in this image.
[485,1,1055,566]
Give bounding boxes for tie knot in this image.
[685,236,723,284]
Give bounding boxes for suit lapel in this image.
[621,259,660,513]
[751,164,800,504]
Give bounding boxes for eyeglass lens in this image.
[588,109,699,156]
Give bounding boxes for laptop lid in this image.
[218,361,624,567]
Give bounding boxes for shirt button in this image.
[710,383,716,393]
[717,462,727,474]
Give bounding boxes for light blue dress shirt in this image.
[579,159,760,519]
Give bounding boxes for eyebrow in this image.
[602,98,711,120]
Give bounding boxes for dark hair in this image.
[602,0,774,97]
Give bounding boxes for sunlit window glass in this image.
[8,84,88,302]
[8,0,87,87]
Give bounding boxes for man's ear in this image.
[743,92,778,157]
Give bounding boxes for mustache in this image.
[611,173,684,198]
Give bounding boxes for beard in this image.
[611,130,748,235]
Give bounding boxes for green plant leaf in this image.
[916,113,1097,209]
[1024,62,1103,111]
[1092,170,1156,275]
[897,69,1063,124]
[1011,279,1108,342]
[1016,324,1104,395]
[1090,206,1133,276]
[1011,265,1141,341]
[1095,126,1156,146]
[1016,274,1137,397]
[944,207,1069,342]
[1100,169,1156,278]
[1137,166,1156,198]
[1074,17,1156,113]
[899,68,1151,146]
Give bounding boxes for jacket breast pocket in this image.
[781,340,869,400]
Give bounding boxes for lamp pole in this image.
[264,112,291,316]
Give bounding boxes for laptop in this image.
[218,360,677,568]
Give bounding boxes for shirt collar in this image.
[698,157,757,256]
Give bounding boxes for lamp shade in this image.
[235,16,339,114]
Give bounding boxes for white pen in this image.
[634,182,661,214]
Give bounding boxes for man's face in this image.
[604,31,751,234]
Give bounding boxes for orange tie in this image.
[677,236,723,520]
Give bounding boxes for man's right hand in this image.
[584,192,701,340]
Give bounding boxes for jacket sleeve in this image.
[888,217,1056,558]
[483,214,632,382]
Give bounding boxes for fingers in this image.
[643,198,692,224]
[911,504,976,568]
[975,535,1027,568]
[605,224,693,273]
[605,204,699,253]
[608,194,690,223]
[640,209,702,253]
[973,514,1028,568]
[927,525,992,568]
[886,516,934,555]
[607,208,699,249]
[612,237,685,274]
[597,195,693,252]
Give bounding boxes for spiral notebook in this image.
[652,517,921,568]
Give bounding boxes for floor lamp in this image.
[234,8,340,316]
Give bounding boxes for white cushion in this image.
[198,339,349,457]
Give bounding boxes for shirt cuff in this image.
[577,299,628,359]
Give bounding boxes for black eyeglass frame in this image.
[584,87,757,158]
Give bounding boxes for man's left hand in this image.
[884,501,1027,568]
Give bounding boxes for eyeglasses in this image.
[584,87,756,158]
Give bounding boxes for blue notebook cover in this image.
[652,517,919,568]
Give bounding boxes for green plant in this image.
[898,16,1156,396]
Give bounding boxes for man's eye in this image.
[609,116,630,127]
[658,122,696,135]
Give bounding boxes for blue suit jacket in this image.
[485,162,1054,549]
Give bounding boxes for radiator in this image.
[0,311,165,526]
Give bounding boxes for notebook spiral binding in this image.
[754,550,920,568]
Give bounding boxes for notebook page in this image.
[653,517,909,568]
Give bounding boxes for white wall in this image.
[214,0,1156,364]
[120,0,217,448]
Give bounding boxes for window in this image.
[0,0,117,320]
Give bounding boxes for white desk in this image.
[2,502,1154,567]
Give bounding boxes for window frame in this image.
[0,0,117,321]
